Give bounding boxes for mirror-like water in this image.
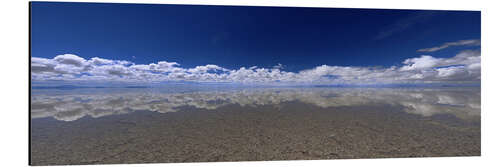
[30,87,480,165]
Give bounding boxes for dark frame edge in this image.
[28,1,32,166]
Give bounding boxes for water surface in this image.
[30,87,481,165]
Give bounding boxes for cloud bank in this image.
[31,49,480,85]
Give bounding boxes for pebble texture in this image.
[30,102,480,165]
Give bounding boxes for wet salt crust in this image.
[30,87,480,165]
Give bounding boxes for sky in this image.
[30,2,481,85]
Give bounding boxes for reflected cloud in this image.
[31,88,480,122]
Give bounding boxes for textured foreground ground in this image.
[31,102,480,165]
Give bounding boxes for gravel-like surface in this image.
[30,102,480,165]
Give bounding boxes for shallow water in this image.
[30,87,480,165]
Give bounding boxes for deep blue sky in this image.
[30,2,480,72]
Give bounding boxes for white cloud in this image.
[187,64,226,73]
[93,64,132,77]
[31,49,480,85]
[398,49,480,82]
[31,57,57,73]
[89,57,114,65]
[53,54,87,67]
[436,66,467,78]
[400,55,441,71]
[417,39,480,52]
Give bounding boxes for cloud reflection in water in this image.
[30,88,480,122]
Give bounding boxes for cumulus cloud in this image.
[398,49,480,81]
[400,55,441,71]
[54,54,87,67]
[187,64,227,73]
[417,39,480,52]
[31,57,58,73]
[90,57,113,65]
[31,50,480,85]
